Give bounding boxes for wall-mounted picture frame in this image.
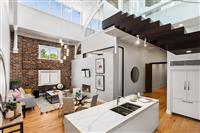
[85,70,90,78]
[96,75,105,91]
[81,69,90,78]
[96,58,105,74]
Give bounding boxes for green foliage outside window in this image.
[40,49,49,59]
[50,53,58,60]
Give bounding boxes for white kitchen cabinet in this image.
[172,69,200,120]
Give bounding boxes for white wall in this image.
[17,4,84,41]
[0,1,10,101]
[167,52,200,114]
[119,41,167,96]
[71,50,114,102]
[81,0,99,25]
[102,1,119,20]
[81,31,116,53]
[152,64,167,89]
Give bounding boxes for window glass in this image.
[49,48,59,60]
[72,10,80,24]
[39,45,60,60]
[51,0,61,17]
[63,6,72,21]
[19,0,36,8]
[36,0,49,12]
[39,46,50,59]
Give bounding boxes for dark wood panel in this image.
[138,20,160,34]
[102,11,122,29]
[129,18,151,35]
[140,24,172,40]
[119,16,142,30]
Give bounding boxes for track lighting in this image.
[135,35,140,45]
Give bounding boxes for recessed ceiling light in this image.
[179,24,183,27]
[186,50,192,54]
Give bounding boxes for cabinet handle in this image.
[182,100,193,104]
[188,81,190,90]
[184,81,187,90]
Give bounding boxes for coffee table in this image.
[46,90,60,104]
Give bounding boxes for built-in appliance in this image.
[171,60,200,120]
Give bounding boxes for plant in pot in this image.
[10,80,21,90]
[3,101,17,119]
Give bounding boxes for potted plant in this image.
[10,80,21,90]
[3,101,17,119]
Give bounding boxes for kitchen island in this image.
[64,95,159,133]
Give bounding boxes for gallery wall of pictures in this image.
[95,58,105,91]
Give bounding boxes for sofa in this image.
[8,88,36,109]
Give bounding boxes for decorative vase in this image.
[5,110,14,119]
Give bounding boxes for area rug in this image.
[36,97,60,114]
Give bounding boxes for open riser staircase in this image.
[102,11,200,55]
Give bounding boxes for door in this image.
[187,70,200,102]
[172,70,187,99]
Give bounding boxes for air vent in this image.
[170,60,200,66]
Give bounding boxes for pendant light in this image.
[135,35,140,45]
[59,39,64,46]
[144,38,147,47]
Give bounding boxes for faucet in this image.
[117,96,123,105]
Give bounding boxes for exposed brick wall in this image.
[10,35,75,90]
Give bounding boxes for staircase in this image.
[102,11,200,55]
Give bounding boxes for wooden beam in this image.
[140,24,172,41]
[102,11,123,29]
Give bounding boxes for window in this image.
[39,45,61,60]
[18,0,81,25]
[51,0,61,17]
[38,70,61,86]
[36,0,49,12]
[63,5,72,21]
[19,0,36,8]
[72,10,81,24]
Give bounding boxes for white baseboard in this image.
[166,109,172,114]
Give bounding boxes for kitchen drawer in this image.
[173,98,200,120]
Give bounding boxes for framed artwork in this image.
[96,58,105,74]
[96,75,105,91]
[85,70,90,78]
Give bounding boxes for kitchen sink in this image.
[120,103,141,111]
[110,102,141,116]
